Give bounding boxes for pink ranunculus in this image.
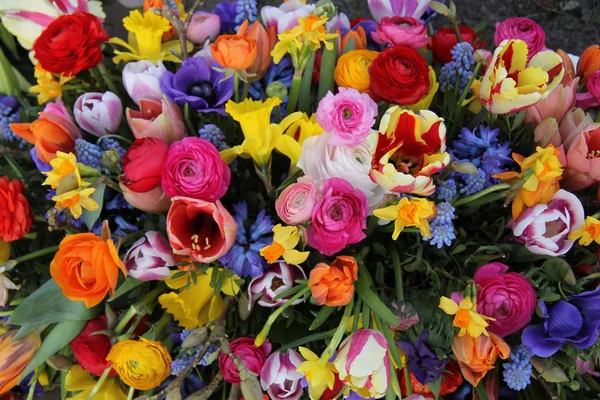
[218,337,272,384]
[74,91,123,137]
[315,87,378,147]
[167,197,237,263]
[248,261,307,308]
[187,12,220,45]
[494,17,546,59]
[474,262,537,337]
[123,231,175,281]
[525,78,578,128]
[260,349,304,400]
[126,97,188,144]
[576,70,600,109]
[162,137,230,202]
[371,16,429,48]
[510,189,585,256]
[122,60,167,106]
[275,176,319,225]
[559,124,600,191]
[307,177,368,256]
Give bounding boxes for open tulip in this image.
[124,231,175,280]
[578,45,600,83]
[74,91,123,137]
[126,97,188,143]
[368,0,431,22]
[248,261,307,308]
[559,124,600,191]
[524,78,578,127]
[260,349,304,400]
[451,333,510,387]
[122,60,167,106]
[0,331,41,395]
[309,256,358,307]
[237,20,276,82]
[187,12,220,44]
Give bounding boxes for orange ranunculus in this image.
[451,332,510,387]
[210,35,258,71]
[50,233,127,308]
[339,27,367,53]
[308,256,358,307]
[0,330,41,395]
[11,112,81,163]
[237,20,276,82]
[578,45,600,84]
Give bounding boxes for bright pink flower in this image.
[315,87,378,147]
[167,197,237,263]
[494,17,546,59]
[248,261,307,308]
[123,231,175,281]
[559,124,600,191]
[367,0,431,23]
[218,337,272,384]
[372,16,429,48]
[43,98,72,120]
[74,91,123,137]
[576,70,600,109]
[126,97,188,144]
[162,137,230,202]
[307,178,368,256]
[260,349,304,400]
[474,262,536,337]
[275,176,319,225]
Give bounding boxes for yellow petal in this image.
[439,296,460,315]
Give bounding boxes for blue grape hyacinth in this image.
[503,345,533,391]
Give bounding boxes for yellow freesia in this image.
[43,152,87,190]
[29,64,73,104]
[260,224,309,265]
[439,296,493,338]
[296,347,337,400]
[159,269,240,329]
[109,10,190,64]
[52,188,99,219]
[65,365,126,400]
[374,197,436,240]
[569,216,600,246]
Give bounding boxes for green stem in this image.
[114,306,137,335]
[87,366,112,400]
[127,386,135,400]
[255,286,310,346]
[96,63,120,94]
[97,134,132,146]
[404,366,412,397]
[390,245,404,302]
[286,73,303,114]
[234,73,240,103]
[275,105,282,123]
[452,183,511,207]
[183,103,196,136]
[241,81,249,100]
[23,233,37,239]
[118,314,144,341]
[590,211,600,219]
[320,297,354,365]
[14,246,59,263]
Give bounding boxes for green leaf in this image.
[361,301,370,329]
[20,320,86,382]
[474,382,490,400]
[83,183,106,231]
[276,169,303,198]
[0,23,18,60]
[374,314,403,368]
[538,292,562,302]
[355,277,397,326]
[9,280,100,329]
[3,154,25,179]
[542,258,570,282]
[531,357,569,383]
[110,278,145,302]
[309,306,337,331]
[317,38,337,102]
[512,110,527,132]
[342,38,355,54]
[428,378,442,398]
[298,52,316,113]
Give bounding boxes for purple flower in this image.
[74,92,123,137]
[260,349,304,400]
[212,0,238,33]
[522,286,600,357]
[123,231,176,280]
[248,261,306,308]
[160,56,233,115]
[397,332,447,385]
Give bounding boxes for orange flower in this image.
[451,333,510,387]
[50,233,127,308]
[237,20,277,81]
[308,256,358,306]
[578,45,600,83]
[0,176,32,243]
[339,27,367,53]
[210,35,258,71]
[556,49,576,84]
[11,112,81,163]
[0,330,41,395]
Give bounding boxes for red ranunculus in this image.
[430,25,483,64]
[121,138,169,193]
[218,337,271,384]
[0,176,32,242]
[33,12,109,76]
[369,45,430,106]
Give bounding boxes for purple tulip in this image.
[522,286,600,357]
[160,56,233,115]
[73,92,123,137]
[368,0,432,22]
[509,189,584,256]
[122,60,167,106]
[260,349,304,400]
[397,332,447,385]
[187,12,221,45]
[124,231,176,280]
[248,261,306,308]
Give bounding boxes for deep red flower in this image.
[429,26,484,64]
[0,176,32,242]
[121,138,169,193]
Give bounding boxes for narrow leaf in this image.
[298,52,316,113]
[83,183,106,231]
[110,277,145,302]
[309,306,337,331]
[317,39,338,102]
[355,277,397,326]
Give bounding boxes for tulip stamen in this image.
[204,236,211,250]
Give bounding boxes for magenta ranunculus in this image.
[123,231,175,281]
[494,17,546,59]
[275,176,320,225]
[162,137,230,202]
[218,337,272,384]
[307,177,368,256]
[315,87,378,147]
[260,349,304,400]
[576,70,600,109]
[371,16,430,48]
[474,262,537,337]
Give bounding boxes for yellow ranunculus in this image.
[106,338,171,390]
[260,224,309,265]
[65,365,126,400]
[334,49,379,93]
[374,197,436,240]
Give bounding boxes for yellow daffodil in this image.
[374,197,436,240]
[569,216,600,245]
[29,64,73,104]
[220,98,306,167]
[296,347,337,400]
[260,224,309,264]
[65,365,126,400]
[159,269,240,329]
[439,296,493,338]
[52,188,99,219]
[109,10,189,64]
[494,145,563,220]
[282,113,324,164]
[43,152,87,189]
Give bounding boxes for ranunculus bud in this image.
[74,92,123,137]
[123,231,175,280]
[187,12,221,44]
[260,349,304,400]
[275,176,319,225]
[248,261,307,308]
[577,44,600,83]
[266,81,288,100]
[122,60,167,106]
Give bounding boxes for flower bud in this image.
[181,327,209,349]
[47,355,74,371]
[266,81,288,101]
[187,12,221,45]
[102,149,121,173]
[74,92,123,137]
[314,0,337,19]
[56,173,80,195]
[473,49,492,65]
[122,60,167,106]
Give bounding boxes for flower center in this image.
[343,108,352,119]
[189,82,216,104]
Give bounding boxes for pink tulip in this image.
[126,97,188,144]
[74,91,123,137]
[559,124,600,191]
[260,349,304,400]
[122,60,166,106]
[576,70,600,109]
[533,107,594,148]
[187,12,220,45]
[372,16,430,48]
[248,261,307,308]
[525,78,578,127]
[123,231,175,281]
[119,183,171,213]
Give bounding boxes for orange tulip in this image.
[50,232,127,308]
[451,333,510,387]
[339,27,367,53]
[0,330,41,395]
[236,20,277,81]
[556,49,576,85]
[578,45,600,83]
[308,256,358,307]
[210,35,258,71]
[11,111,80,164]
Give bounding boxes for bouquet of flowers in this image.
[0,0,599,398]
